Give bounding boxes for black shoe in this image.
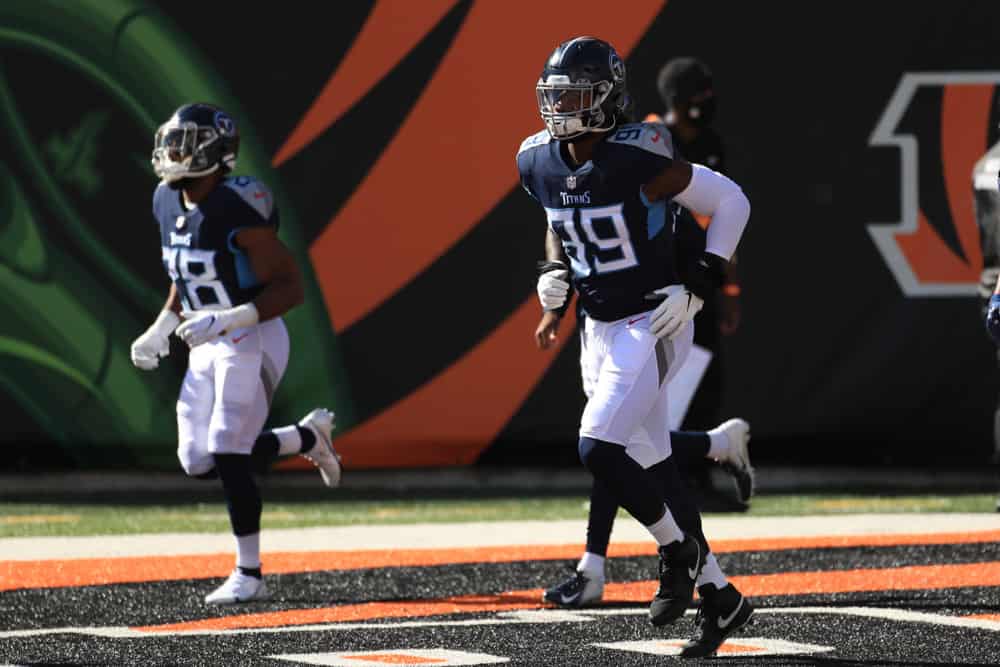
[542,564,604,607]
[649,534,703,626]
[680,584,755,658]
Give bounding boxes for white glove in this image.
[130,310,181,370]
[176,303,260,348]
[537,269,570,311]
[648,284,703,340]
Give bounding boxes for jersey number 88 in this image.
[161,247,234,310]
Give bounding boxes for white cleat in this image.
[204,570,269,605]
[298,408,342,488]
[715,418,754,505]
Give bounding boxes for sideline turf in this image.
[0,493,994,538]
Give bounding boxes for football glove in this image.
[130,310,180,370]
[647,284,703,340]
[986,295,1000,344]
[176,303,259,348]
[537,260,570,312]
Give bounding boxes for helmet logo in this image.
[214,111,236,137]
[609,52,625,81]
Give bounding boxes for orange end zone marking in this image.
[134,590,544,632]
[344,655,446,665]
[3,529,999,592]
[657,640,762,654]
[134,561,1000,633]
[967,613,1000,622]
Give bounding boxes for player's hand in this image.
[647,284,703,340]
[176,303,259,348]
[986,295,1000,344]
[537,267,570,311]
[130,310,180,371]
[535,310,562,350]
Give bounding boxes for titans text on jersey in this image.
[518,121,680,322]
[154,176,279,312]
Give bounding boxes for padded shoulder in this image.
[517,128,552,156]
[221,175,275,221]
[606,121,674,159]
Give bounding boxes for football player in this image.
[518,38,753,657]
[130,103,343,605]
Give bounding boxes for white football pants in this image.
[579,309,693,469]
[176,317,289,476]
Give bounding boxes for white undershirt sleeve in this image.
[672,163,750,261]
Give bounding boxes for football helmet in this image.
[152,103,239,183]
[536,36,627,140]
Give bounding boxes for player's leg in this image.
[544,323,614,607]
[176,347,216,479]
[204,321,288,605]
[647,414,755,655]
[672,420,754,506]
[543,476,614,607]
[250,409,340,487]
[577,317,701,626]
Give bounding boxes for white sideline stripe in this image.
[1,513,998,560]
[2,606,998,640]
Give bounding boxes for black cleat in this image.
[542,565,604,607]
[649,534,703,626]
[680,584,755,659]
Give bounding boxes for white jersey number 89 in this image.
[545,203,638,277]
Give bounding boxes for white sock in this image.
[273,425,303,456]
[706,426,730,460]
[696,553,728,590]
[235,533,261,570]
[577,552,605,578]
[644,505,684,546]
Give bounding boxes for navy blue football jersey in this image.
[517,121,679,322]
[153,175,279,311]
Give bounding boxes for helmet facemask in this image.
[536,75,615,140]
[152,120,231,183]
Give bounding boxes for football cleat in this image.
[204,569,269,605]
[680,584,755,658]
[542,565,605,607]
[649,534,703,626]
[714,418,754,505]
[298,408,341,488]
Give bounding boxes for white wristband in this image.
[227,303,260,329]
[149,309,181,338]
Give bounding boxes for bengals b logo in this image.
[868,73,1000,297]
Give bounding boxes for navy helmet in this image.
[536,36,628,140]
[151,102,240,183]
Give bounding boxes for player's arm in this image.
[235,226,304,320]
[130,284,183,371]
[175,228,303,348]
[642,159,750,339]
[535,227,571,350]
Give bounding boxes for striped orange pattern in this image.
[3,529,998,592]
